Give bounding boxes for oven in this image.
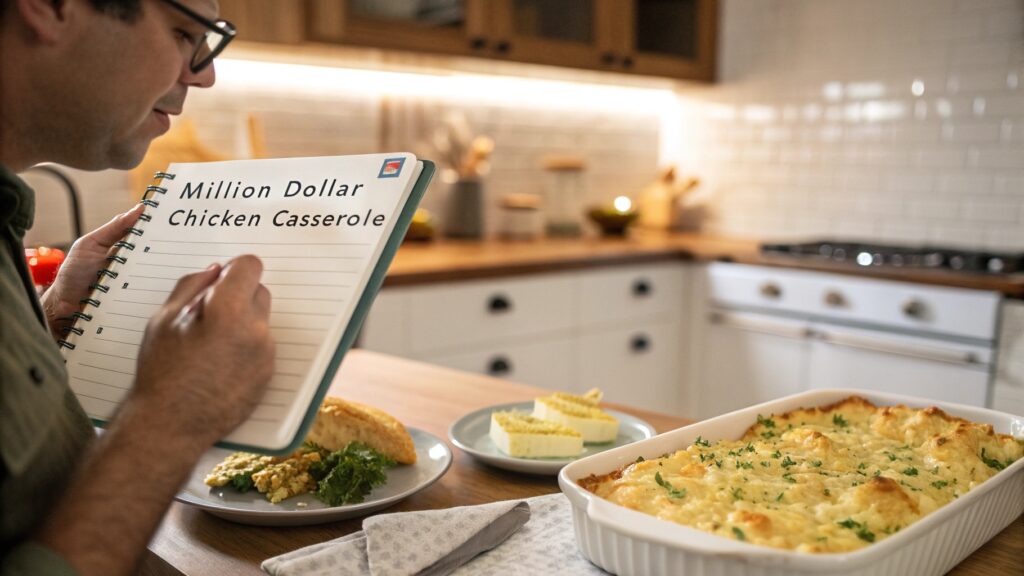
[698,261,1002,418]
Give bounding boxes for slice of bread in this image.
[305,397,417,464]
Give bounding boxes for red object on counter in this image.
[25,247,65,288]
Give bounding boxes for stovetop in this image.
[760,241,1024,275]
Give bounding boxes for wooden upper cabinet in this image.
[225,0,717,81]
[609,0,718,81]
[219,0,306,44]
[305,0,489,57]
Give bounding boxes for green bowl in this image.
[587,208,638,236]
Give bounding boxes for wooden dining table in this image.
[142,350,1022,575]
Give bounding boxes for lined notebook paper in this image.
[61,153,434,453]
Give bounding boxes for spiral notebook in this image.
[59,153,435,454]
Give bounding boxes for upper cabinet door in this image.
[487,0,617,71]
[306,0,490,57]
[610,0,718,81]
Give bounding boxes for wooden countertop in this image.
[144,351,1022,575]
[383,232,1024,297]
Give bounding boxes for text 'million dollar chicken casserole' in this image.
[578,396,1023,553]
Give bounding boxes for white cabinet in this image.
[360,262,689,413]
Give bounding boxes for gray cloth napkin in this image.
[261,493,609,576]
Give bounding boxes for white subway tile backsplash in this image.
[684,0,1024,249]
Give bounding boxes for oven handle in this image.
[814,330,984,367]
[708,311,812,340]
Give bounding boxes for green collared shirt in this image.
[0,163,90,576]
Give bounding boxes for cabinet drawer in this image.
[706,263,999,341]
[359,289,410,355]
[422,337,576,392]
[408,274,576,353]
[579,263,685,327]
[577,321,682,412]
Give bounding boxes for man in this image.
[1,1,275,574]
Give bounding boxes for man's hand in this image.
[36,255,274,576]
[130,254,276,445]
[40,204,144,340]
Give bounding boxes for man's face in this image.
[54,0,219,169]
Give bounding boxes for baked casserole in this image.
[579,396,1023,553]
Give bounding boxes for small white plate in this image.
[175,428,452,526]
[448,401,657,475]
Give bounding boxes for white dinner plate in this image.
[448,401,657,475]
[175,427,452,526]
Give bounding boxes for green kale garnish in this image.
[832,413,848,428]
[980,448,1008,471]
[311,442,395,506]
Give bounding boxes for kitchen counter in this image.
[385,231,1024,297]
[144,350,1021,575]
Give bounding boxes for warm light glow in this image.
[911,79,925,96]
[613,196,633,212]
[215,59,676,115]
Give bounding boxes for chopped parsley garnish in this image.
[811,460,823,467]
[760,461,771,468]
[823,488,831,496]
[732,527,746,541]
[980,448,1009,471]
[655,471,688,499]
[903,467,919,476]
[857,462,867,470]
[731,487,744,501]
[931,480,949,489]
[737,461,754,470]
[781,455,796,468]
[635,456,645,463]
[771,450,782,459]
[886,452,897,461]
[745,442,756,453]
[694,436,711,447]
[761,430,776,439]
[836,518,875,543]
[775,492,784,502]
[228,473,256,493]
[782,473,796,484]
[832,413,849,428]
[757,414,776,428]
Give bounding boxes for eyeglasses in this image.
[160,0,236,73]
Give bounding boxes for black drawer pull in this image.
[470,37,487,50]
[601,52,617,65]
[488,356,512,376]
[494,40,511,54]
[630,334,650,353]
[487,294,512,314]
[632,279,652,297]
[622,55,635,69]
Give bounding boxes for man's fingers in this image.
[210,255,264,297]
[85,204,145,251]
[164,264,222,313]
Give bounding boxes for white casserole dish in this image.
[559,388,1024,576]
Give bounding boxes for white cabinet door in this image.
[577,320,682,412]
[578,263,686,327]
[806,324,992,407]
[359,289,410,355]
[698,310,810,419]
[423,336,576,392]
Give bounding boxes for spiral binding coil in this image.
[58,170,176,352]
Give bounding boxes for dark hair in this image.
[87,0,144,21]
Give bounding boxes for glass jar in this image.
[541,155,586,237]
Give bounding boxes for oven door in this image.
[806,323,993,407]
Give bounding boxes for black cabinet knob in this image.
[632,279,652,297]
[487,294,512,314]
[494,40,511,54]
[630,334,650,353]
[601,52,617,65]
[622,56,635,69]
[488,356,512,375]
[470,37,487,50]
